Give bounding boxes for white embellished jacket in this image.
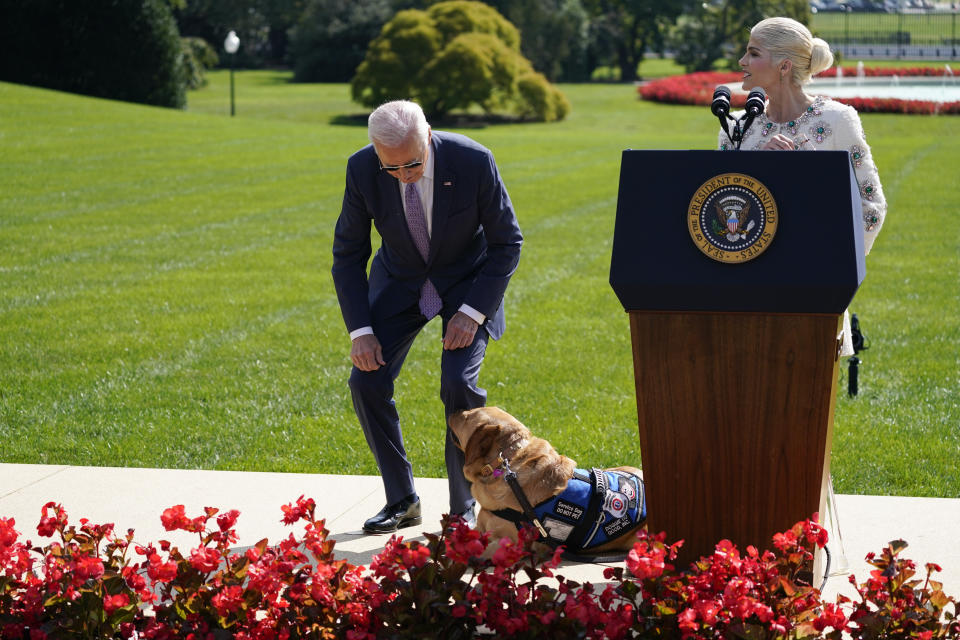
[718,96,886,255]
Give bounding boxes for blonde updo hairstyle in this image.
[750,17,834,86]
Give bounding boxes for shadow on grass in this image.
[329,112,531,129]
[329,114,369,127]
[240,71,301,86]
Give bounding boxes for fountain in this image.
[941,65,956,102]
[804,63,960,103]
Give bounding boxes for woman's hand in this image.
[761,133,811,151]
[761,134,796,150]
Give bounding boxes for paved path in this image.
[2,463,958,601]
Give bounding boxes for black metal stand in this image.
[847,312,869,397]
[847,356,860,397]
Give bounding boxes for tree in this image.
[260,0,310,64]
[581,0,687,82]
[289,0,395,82]
[0,0,186,108]
[671,0,812,73]
[484,0,591,81]
[175,0,307,68]
[351,1,569,121]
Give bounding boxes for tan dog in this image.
[449,406,645,557]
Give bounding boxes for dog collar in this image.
[479,456,506,479]
[478,434,526,478]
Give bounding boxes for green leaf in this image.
[888,539,909,556]
[107,603,139,627]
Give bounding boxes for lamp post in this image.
[224,30,240,116]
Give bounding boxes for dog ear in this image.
[463,422,502,468]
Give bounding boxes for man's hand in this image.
[351,334,385,371]
[443,311,479,350]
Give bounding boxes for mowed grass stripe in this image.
[0,208,333,316]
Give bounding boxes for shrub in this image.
[0,0,187,108]
[351,0,569,122]
[181,36,218,90]
[350,8,443,111]
[429,0,521,50]
[517,71,572,122]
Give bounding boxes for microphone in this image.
[711,85,731,118]
[711,85,733,146]
[738,87,766,145]
[744,87,766,118]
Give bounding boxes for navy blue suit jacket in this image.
[332,131,522,340]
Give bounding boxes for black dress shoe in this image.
[363,496,422,534]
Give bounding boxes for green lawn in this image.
[1,72,957,497]
[812,11,960,47]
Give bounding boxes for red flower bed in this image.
[639,67,960,115]
[1,501,958,638]
[638,71,745,108]
[815,66,954,78]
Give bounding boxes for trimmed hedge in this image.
[0,0,186,108]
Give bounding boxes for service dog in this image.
[449,406,646,559]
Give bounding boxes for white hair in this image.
[751,17,834,86]
[367,100,430,149]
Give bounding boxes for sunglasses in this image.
[379,158,423,172]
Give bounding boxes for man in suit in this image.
[332,100,523,534]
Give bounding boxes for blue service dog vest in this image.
[492,468,646,553]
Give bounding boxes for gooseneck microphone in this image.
[744,87,766,118]
[711,85,734,147]
[738,87,767,143]
[711,85,731,118]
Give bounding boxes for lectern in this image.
[610,150,864,567]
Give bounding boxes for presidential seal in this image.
[687,173,778,263]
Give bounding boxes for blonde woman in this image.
[719,16,887,356]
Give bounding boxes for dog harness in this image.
[492,467,646,554]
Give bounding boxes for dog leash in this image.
[498,454,549,538]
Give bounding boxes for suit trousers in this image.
[348,305,488,514]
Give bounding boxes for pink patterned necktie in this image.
[404,182,442,319]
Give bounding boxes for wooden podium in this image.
[610,150,865,566]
